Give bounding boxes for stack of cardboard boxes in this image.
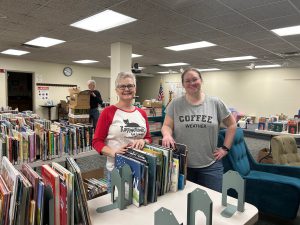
[68,88,90,124]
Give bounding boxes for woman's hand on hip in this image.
[213,148,228,161]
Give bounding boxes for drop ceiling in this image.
[1,0,300,74]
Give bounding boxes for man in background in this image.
[87,80,103,129]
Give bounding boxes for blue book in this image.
[127,148,157,203]
[115,154,144,207]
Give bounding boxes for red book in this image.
[41,165,60,225]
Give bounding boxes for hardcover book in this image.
[41,165,60,225]
[115,154,144,207]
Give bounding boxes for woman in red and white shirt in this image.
[92,72,152,190]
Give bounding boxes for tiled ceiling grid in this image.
[0,0,300,74]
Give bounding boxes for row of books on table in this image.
[115,143,187,207]
[0,117,94,165]
[0,156,101,225]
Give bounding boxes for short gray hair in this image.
[115,72,136,88]
[87,80,96,85]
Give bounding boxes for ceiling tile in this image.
[241,1,298,22]
[220,0,285,11]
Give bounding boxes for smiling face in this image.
[182,70,202,95]
[116,77,136,102]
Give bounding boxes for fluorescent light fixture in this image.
[70,9,137,32]
[271,25,300,36]
[246,64,281,69]
[215,56,256,62]
[131,54,143,58]
[25,37,65,47]
[108,53,142,58]
[159,62,189,67]
[165,41,216,51]
[197,68,220,72]
[157,71,178,74]
[73,60,99,64]
[1,49,30,56]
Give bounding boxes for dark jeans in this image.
[89,107,100,129]
[187,160,224,192]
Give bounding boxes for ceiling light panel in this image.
[73,60,99,64]
[131,54,143,58]
[197,68,220,72]
[157,71,178,74]
[271,25,300,36]
[247,64,281,69]
[108,53,142,58]
[1,49,30,56]
[70,10,137,32]
[25,37,65,47]
[159,62,189,67]
[165,41,216,51]
[215,56,256,62]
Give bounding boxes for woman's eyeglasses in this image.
[117,84,136,90]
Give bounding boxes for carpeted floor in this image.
[77,136,300,225]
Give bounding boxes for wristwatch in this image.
[221,145,230,152]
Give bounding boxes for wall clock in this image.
[63,67,73,77]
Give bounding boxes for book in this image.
[36,180,44,225]
[115,154,145,207]
[52,162,74,225]
[0,175,11,225]
[66,158,91,225]
[1,156,21,225]
[41,165,60,225]
[127,148,157,203]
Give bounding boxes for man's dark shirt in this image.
[90,90,103,109]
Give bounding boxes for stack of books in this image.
[115,143,187,207]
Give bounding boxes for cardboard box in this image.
[151,101,162,108]
[69,108,90,115]
[81,168,106,199]
[81,167,104,180]
[143,100,152,107]
[69,90,90,109]
[68,116,89,124]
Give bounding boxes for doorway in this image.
[7,71,33,111]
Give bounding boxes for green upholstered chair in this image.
[218,128,300,219]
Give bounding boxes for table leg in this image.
[48,107,51,120]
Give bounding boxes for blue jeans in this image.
[89,108,100,129]
[187,160,224,192]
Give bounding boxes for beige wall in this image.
[0,57,110,119]
[137,68,300,119]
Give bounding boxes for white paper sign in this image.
[38,86,49,100]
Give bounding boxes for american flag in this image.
[157,82,164,101]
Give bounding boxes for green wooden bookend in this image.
[187,188,212,225]
[96,164,133,213]
[154,207,183,225]
[221,170,245,218]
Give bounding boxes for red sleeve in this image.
[137,107,152,144]
[92,106,117,154]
